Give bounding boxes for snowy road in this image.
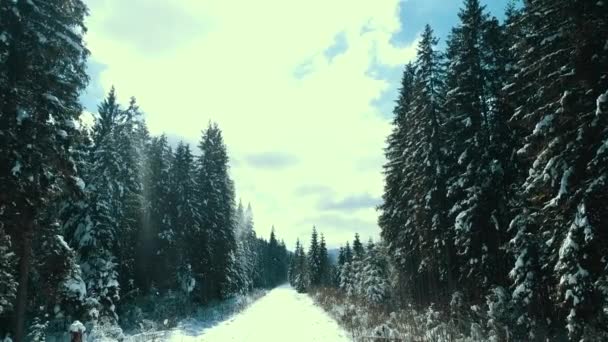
[168,284,351,342]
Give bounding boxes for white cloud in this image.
[83,0,417,248]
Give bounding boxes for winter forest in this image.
[1,0,608,341]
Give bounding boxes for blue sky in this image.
[82,0,511,248]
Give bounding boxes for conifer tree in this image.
[169,142,200,294]
[380,24,450,305]
[197,123,238,299]
[444,0,509,295]
[0,0,89,338]
[319,234,330,286]
[352,233,364,259]
[114,98,147,297]
[0,227,17,325]
[379,63,416,269]
[307,227,322,286]
[507,0,608,338]
[344,242,353,264]
[293,240,309,293]
[66,89,129,324]
[361,242,389,305]
[144,135,174,290]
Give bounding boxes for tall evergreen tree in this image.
[380,24,450,305]
[293,239,309,293]
[0,226,17,331]
[507,0,608,338]
[352,233,364,259]
[168,142,200,294]
[444,0,510,296]
[0,0,89,339]
[197,123,237,299]
[307,227,322,287]
[379,65,416,300]
[319,234,330,286]
[114,97,147,298]
[66,89,130,324]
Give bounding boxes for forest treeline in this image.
[288,229,389,306]
[0,1,288,341]
[376,0,607,340]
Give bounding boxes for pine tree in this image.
[380,24,450,305]
[293,240,309,293]
[350,233,366,298]
[319,234,330,286]
[339,261,355,297]
[267,227,286,287]
[34,222,86,320]
[307,227,322,287]
[67,89,126,324]
[444,0,510,296]
[114,97,147,298]
[337,247,346,267]
[507,1,608,338]
[361,242,389,305]
[0,226,17,322]
[169,142,201,295]
[344,242,353,264]
[144,135,174,291]
[197,123,237,299]
[0,0,89,339]
[352,233,364,259]
[242,204,258,291]
[379,63,416,270]
[288,240,301,287]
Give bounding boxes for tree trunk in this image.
[13,218,33,342]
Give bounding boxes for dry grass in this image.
[311,288,486,342]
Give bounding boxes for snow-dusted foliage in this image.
[0,228,17,316]
[361,243,389,305]
[290,239,310,293]
[0,0,89,338]
[374,0,608,339]
[27,316,48,342]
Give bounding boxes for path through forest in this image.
[168,284,351,341]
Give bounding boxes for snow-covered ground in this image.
[167,284,351,342]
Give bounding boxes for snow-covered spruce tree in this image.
[350,234,366,298]
[68,88,125,325]
[379,25,451,306]
[0,226,17,332]
[443,0,512,296]
[0,0,89,339]
[144,135,174,291]
[289,239,302,287]
[507,0,608,338]
[378,63,416,302]
[339,261,355,297]
[344,242,353,264]
[352,233,364,259]
[168,142,201,295]
[252,238,268,288]
[267,228,288,287]
[33,221,86,320]
[361,242,390,306]
[293,239,309,293]
[307,227,322,287]
[318,234,330,286]
[114,97,147,298]
[241,204,258,291]
[197,123,238,299]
